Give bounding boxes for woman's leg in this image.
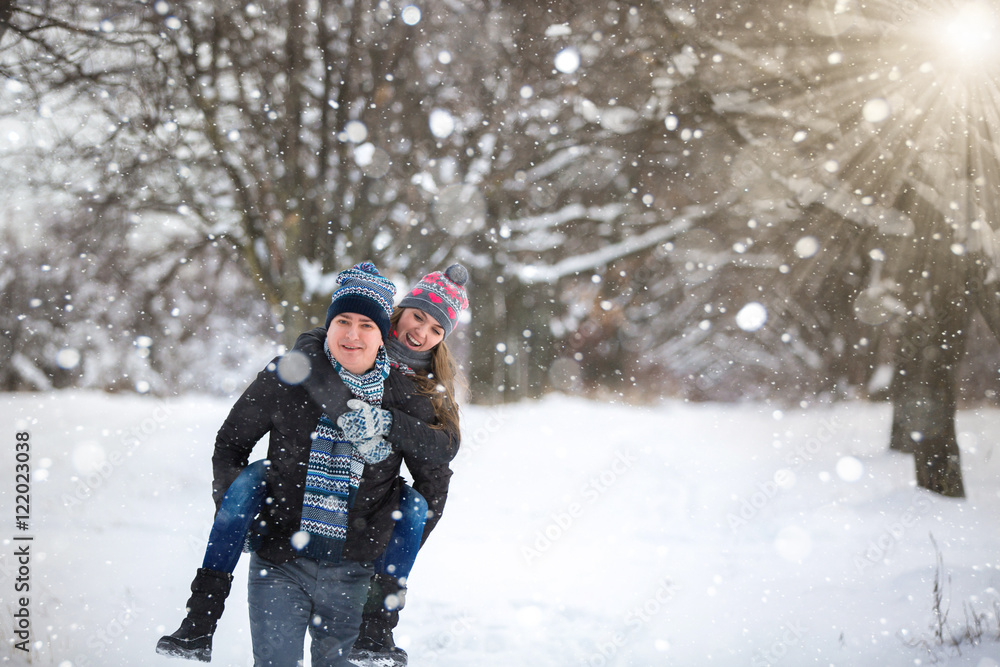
[157,460,269,661]
[202,459,270,572]
[373,484,428,581]
[350,485,428,665]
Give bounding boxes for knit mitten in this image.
[354,436,393,465]
[337,399,393,442]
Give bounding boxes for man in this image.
[209,262,450,666]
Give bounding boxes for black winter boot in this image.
[156,568,234,662]
[348,573,408,666]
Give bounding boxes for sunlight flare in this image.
[935,2,1000,63]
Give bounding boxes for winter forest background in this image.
[6,0,1000,496]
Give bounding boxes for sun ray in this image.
[718,0,1000,248]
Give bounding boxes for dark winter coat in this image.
[211,341,454,565]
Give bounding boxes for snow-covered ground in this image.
[3,390,1000,666]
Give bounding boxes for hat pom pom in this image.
[337,260,381,286]
[354,261,379,276]
[444,263,469,287]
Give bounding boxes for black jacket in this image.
[212,344,454,565]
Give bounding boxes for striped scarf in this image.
[297,344,390,562]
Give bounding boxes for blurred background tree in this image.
[681,0,1000,496]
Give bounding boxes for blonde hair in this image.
[390,308,464,433]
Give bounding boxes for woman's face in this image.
[395,307,445,352]
[326,312,383,374]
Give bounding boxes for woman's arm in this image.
[386,405,460,463]
[407,460,453,544]
[386,377,457,541]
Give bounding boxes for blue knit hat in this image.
[398,263,470,339]
[324,262,396,340]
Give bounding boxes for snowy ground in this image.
[3,390,1000,666]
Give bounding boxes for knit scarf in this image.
[297,343,390,562]
[386,335,432,377]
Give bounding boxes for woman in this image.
[156,263,469,666]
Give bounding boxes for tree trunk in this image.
[967,257,1000,341]
[888,286,967,498]
[465,271,507,405]
[0,0,13,43]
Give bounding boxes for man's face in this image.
[326,312,382,374]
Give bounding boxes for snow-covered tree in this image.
[4,0,1000,441]
[0,1,279,393]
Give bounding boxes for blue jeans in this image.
[247,552,373,667]
[202,460,270,572]
[373,483,428,582]
[203,460,428,580]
